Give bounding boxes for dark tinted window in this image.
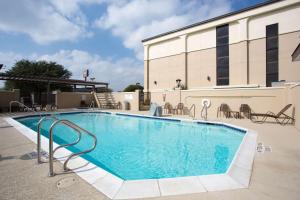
[266,23,278,87]
[266,24,278,37]
[216,25,229,37]
[216,24,229,86]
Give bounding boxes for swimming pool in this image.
[16,112,245,180]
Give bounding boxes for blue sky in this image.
[0,0,265,91]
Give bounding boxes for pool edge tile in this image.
[198,174,244,191]
[114,179,160,199]
[158,176,207,196]
[92,173,124,199]
[227,130,257,187]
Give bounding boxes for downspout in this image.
[246,18,250,85]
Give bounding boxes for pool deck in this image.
[1,109,300,200]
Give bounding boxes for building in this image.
[142,0,300,92]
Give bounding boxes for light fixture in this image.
[176,79,181,87]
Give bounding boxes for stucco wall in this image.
[55,91,93,109]
[0,89,20,112]
[229,41,248,85]
[150,87,289,120]
[287,85,300,129]
[143,1,300,91]
[148,54,185,91]
[110,91,140,111]
[279,31,300,82]
[248,38,266,85]
[187,48,216,88]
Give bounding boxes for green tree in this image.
[123,84,144,92]
[5,60,72,96]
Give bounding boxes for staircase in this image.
[139,92,151,111]
[93,92,118,109]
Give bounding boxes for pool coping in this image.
[4,111,257,199]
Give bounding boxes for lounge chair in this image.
[240,104,252,119]
[250,104,295,125]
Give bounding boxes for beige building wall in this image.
[187,48,216,88]
[148,54,185,91]
[109,91,140,112]
[143,0,300,91]
[279,31,300,82]
[55,91,93,109]
[151,87,289,120]
[229,41,248,85]
[287,85,300,129]
[248,38,266,85]
[249,31,300,86]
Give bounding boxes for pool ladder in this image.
[37,116,97,177]
[201,103,208,121]
[188,104,196,119]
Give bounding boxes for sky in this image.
[0,0,266,91]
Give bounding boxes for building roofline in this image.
[142,0,282,43]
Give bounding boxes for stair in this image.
[93,92,118,109]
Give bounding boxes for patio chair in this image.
[250,104,295,125]
[240,104,252,119]
[117,101,122,110]
[217,103,240,119]
[217,103,231,118]
[174,103,184,115]
[163,102,171,114]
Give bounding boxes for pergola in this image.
[0,73,108,104]
[0,73,108,89]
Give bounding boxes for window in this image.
[266,23,278,87]
[216,24,229,85]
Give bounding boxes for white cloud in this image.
[95,0,232,59]
[0,0,104,44]
[0,50,143,91]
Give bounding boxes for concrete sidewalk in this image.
[0,118,108,200]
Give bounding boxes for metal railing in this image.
[201,103,208,121]
[37,116,59,164]
[189,104,196,119]
[9,101,33,113]
[37,115,82,164]
[89,100,95,110]
[48,119,97,177]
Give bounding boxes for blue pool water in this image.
[17,112,245,180]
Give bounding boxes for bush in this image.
[123,84,144,92]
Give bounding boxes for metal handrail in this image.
[201,103,208,121]
[89,100,95,109]
[189,104,196,119]
[9,100,33,113]
[37,116,82,164]
[48,119,97,177]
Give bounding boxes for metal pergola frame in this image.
[0,73,108,88]
[0,73,108,104]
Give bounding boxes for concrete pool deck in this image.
[1,110,300,200]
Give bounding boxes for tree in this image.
[5,60,72,96]
[123,84,144,92]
